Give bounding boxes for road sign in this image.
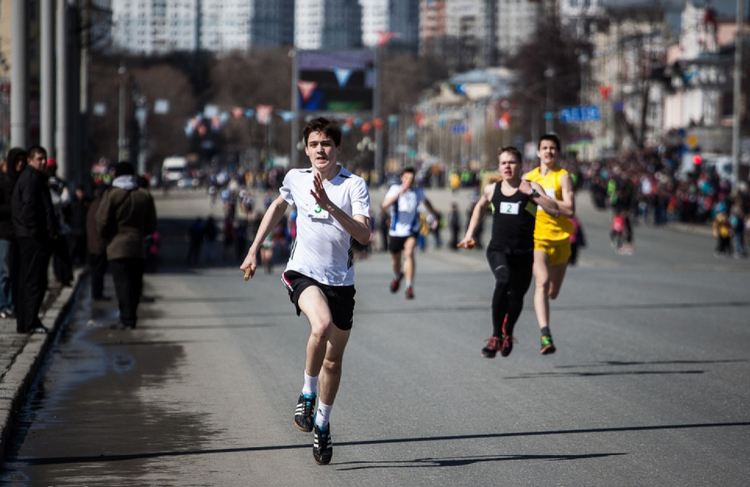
[560,105,600,123]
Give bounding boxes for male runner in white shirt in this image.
[381,167,437,299]
[241,117,371,465]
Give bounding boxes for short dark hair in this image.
[497,146,522,163]
[538,133,561,151]
[27,145,47,160]
[401,167,415,176]
[302,117,342,147]
[114,161,135,177]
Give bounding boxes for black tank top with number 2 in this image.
[488,183,536,253]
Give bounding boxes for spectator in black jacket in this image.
[0,148,27,319]
[11,146,57,334]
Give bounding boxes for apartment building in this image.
[295,0,362,50]
[112,0,294,54]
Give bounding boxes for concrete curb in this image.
[0,269,85,463]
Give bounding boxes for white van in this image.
[162,156,188,184]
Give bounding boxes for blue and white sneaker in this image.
[294,393,316,432]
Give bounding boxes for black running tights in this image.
[486,249,534,337]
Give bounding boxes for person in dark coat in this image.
[67,185,89,269]
[96,162,157,329]
[0,148,27,319]
[86,185,110,301]
[448,202,461,251]
[11,146,57,334]
[47,159,73,287]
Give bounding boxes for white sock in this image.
[315,401,332,428]
[302,371,318,397]
[406,281,413,289]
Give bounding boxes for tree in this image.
[508,15,592,145]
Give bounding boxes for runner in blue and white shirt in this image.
[240,118,370,466]
[381,167,437,300]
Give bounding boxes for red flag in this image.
[297,81,317,102]
[377,31,396,47]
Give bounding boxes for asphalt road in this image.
[0,187,748,486]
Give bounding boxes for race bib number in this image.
[309,203,330,220]
[499,202,520,215]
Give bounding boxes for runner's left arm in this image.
[311,173,371,245]
[557,173,576,218]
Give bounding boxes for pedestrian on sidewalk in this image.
[712,209,732,257]
[0,148,27,319]
[458,147,559,359]
[240,117,371,465]
[12,146,57,334]
[96,161,157,329]
[448,202,461,251]
[86,184,110,301]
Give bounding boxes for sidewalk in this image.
[0,270,83,462]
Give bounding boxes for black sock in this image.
[540,326,551,337]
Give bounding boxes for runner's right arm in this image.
[240,195,289,278]
[458,184,493,248]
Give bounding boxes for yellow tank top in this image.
[524,166,575,241]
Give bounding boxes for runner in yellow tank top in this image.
[522,134,576,355]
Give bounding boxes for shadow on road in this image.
[16,421,750,467]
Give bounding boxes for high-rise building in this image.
[252,0,295,47]
[361,0,388,48]
[295,0,362,50]
[361,0,419,53]
[388,0,420,53]
[113,0,198,54]
[559,0,605,38]
[112,0,294,54]
[497,0,544,61]
[419,0,448,58]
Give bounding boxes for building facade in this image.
[295,0,362,50]
[112,0,294,54]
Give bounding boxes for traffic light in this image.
[692,154,702,166]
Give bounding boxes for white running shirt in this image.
[280,165,370,286]
[386,184,426,237]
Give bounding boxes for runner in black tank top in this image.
[458,147,560,358]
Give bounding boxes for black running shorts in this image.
[388,233,418,254]
[281,270,356,331]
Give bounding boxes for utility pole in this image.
[290,49,299,168]
[118,63,128,162]
[41,0,55,153]
[731,0,744,188]
[10,0,28,148]
[373,45,383,186]
[56,0,70,178]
